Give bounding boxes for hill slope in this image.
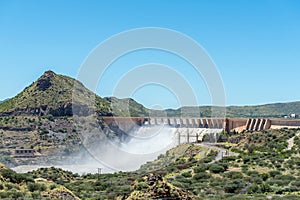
[0,71,150,117]
[0,70,112,116]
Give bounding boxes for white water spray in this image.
[12,126,222,174]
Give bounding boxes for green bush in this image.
[260,183,271,193]
[27,183,47,192]
[166,165,177,173]
[224,179,245,194]
[1,169,34,184]
[291,180,300,187]
[261,173,269,181]
[193,172,210,180]
[0,191,24,199]
[209,164,225,173]
[50,184,56,190]
[134,182,148,190]
[269,170,281,178]
[182,172,192,178]
[194,165,207,173]
[247,183,260,194]
[202,157,213,163]
[224,171,243,179]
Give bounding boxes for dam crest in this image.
[102,117,300,133]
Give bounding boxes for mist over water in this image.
[120,125,178,155]
[12,126,222,174]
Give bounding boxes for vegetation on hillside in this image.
[1,128,299,199]
[0,163,79,199]
[1,70,300,199]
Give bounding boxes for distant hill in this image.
[226,102,300,118]
[0,99,8,104]
[104,97,149,117]
[165,102,300,118]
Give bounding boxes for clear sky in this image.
[1,0,300,108]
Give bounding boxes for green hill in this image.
[165,102,300,118]
[0,71,150,118]
[0,70,112,116]
[226,102,300,118]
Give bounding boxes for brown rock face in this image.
[0,103,100,117]
[36,70,55,91]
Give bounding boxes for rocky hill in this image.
[0,71,148,167]
[0,70,112,117]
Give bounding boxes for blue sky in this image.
[1,0,300,108]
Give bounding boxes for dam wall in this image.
[102,117,300,133]
[269,118,300,129]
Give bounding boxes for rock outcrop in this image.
[36,70,55,91]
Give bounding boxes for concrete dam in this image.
[102,117,300,133]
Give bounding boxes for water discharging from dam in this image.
[12,126,222,174]
[120,126,178,155]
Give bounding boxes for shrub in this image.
[134,182,148,190]
[182,172,192,178]
[224,171,243,179]
[50,184,56,190]
[166,165,177,173]
[260,183,271,193]
[291,180,300,187]
[275,174,296,181]
[261,173,269,181]
[209,164,225,173]
[193,172,210,180]
[224,179,245,194]
[247,184,260,194]
[27,183,46,192]
[251,176,263,184]
[1,169,34,184]
[269,170,281,178]
[202,157,213,163]
[194,165,207,173]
